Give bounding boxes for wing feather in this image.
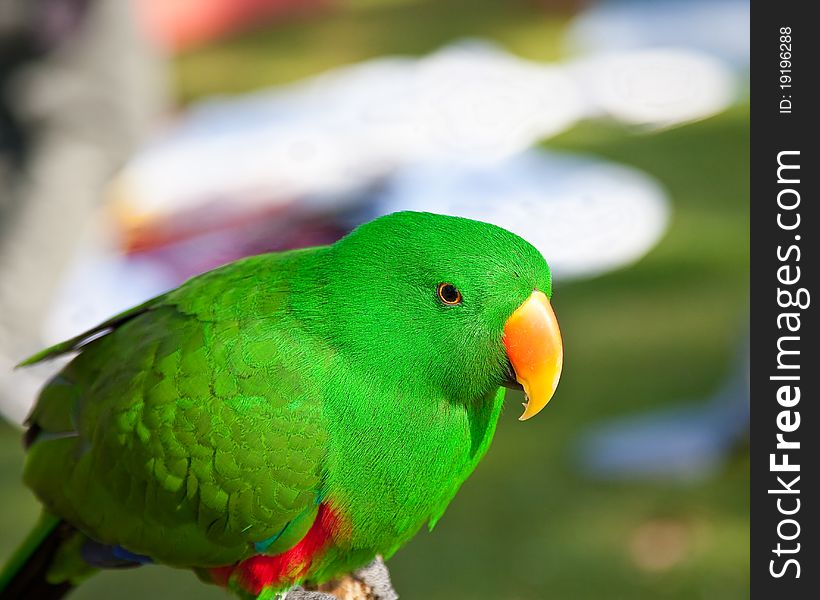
[23,251,328,567]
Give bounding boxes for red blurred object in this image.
[135,0,330,52]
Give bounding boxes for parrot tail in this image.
[0,512,75,600]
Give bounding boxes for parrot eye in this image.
[437,283,463,306]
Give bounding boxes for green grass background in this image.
[1,1,749,597]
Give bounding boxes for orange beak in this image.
[503,291,564,420]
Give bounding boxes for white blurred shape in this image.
[409,42,583,161]
[372,150,670,280]
[0,356,67,426]
[117,42,583,225]
[114,41,734,228]
[113,42,732,227]
[43,246,176,345]
[569,48,736,127]
[566,0,750,69]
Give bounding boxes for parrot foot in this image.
[350,556,398,600]
[288,556,397,600]
[282,590,336,600]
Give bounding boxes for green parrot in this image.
[0,211,563,599]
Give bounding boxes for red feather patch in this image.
[210,503,341,595]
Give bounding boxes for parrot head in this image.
[312,211,563,419]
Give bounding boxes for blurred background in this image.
[1,0,749,598]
